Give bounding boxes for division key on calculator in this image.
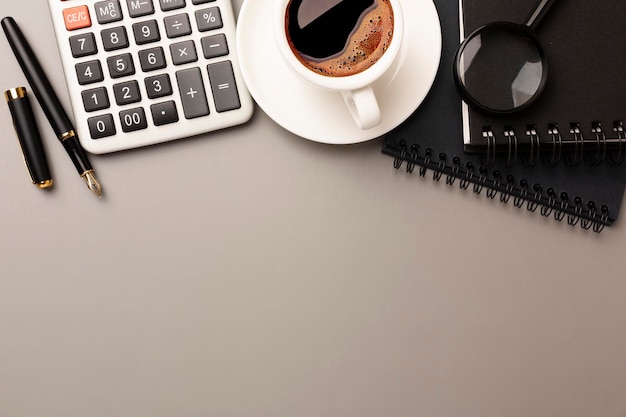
[48,0,254,154]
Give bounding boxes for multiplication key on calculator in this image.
[47,0,253,154]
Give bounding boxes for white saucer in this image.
[236,0,442,144]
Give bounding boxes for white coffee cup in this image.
[275,0,405,130]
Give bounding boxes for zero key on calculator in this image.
[48,0,253,154]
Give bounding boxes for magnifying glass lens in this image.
[456,23,546,113]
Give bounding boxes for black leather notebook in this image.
[381,0,626,232]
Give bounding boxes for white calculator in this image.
[47,0,253,154]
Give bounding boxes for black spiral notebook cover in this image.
[382,0,626,232]
[461,0,626,161]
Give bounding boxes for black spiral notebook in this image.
[461,0,626,159]
[382,0,626,232]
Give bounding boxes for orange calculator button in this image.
[63,5,91,31]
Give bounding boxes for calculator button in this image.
[170,40,198,65]
[192,0,214,4]
[151,101,179,125]
[101,26,129,51]
[63,6,92,31]
[145,73,173,98]
[126,0,155,18]
[107,53,135,78]
[195,7,222,32]
[88,114,117,139]
[176,67,209,118]
[207,60,240,112]
[164,14,192,38]
[113,80,142,105]
[132,20,161,45]
[120,107,148,132]
[69,33,97,58]
[159,0,186,11]
[81,87,110,112]
[76,60,104,85]
[139,47,167,71]
[94,0,123,24]
[201,34,228,59]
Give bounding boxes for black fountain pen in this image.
[2,17,102,197]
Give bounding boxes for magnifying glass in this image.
[453,0,559,114]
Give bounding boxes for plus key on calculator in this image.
[48,0,253,154]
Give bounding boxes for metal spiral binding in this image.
[459,161,472,190]
[504,128,518,168]
[433,153,446,181]
[501,175,514,204]
[446,157,460,185]
[565,123,584,166]
[567,197,584,226]
[544,124,562,167]
[393,139,407,169]
[473,166,487,194]
[541,188,556,217]
[522,125,540,167]
[478,121,625,167]
[420,148,432,177]
[483,128,496,167]
[486,170,499,199]
[527,184,542,213]
[387,140,611,232]
[555,192,568,222]
[513,179,528,207]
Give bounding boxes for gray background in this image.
[1,1,625,416]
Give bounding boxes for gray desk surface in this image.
[1,1,625,416]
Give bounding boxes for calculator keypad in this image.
[49,0,252,153]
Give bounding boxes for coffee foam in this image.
[291,0,394,77]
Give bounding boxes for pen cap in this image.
[5,87,53,188]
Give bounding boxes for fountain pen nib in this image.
[82,170,102,197]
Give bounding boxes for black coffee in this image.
[285,0,394,77]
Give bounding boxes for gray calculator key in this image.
[76,60,104,85]
[159,0,186,11]
[195,7,223,32]
[151,101,179,125]
[69,33,97,58]
[139,47,167,71]
[176,67,210,118]
[132,20,160,45]
[88,114,116,139]
[126,0,155,17]
[164,14,192,38]
[207,61,240,112]
[145,73,173,98]
[192,0,214,4]
[94,0,123,24]
[107,53,135,78]
[113,80,141,105]
[81,87,110,112]
[201,34,228,59]
[120,107,148,132]
[101,26,129,51]
[170,40,198,65]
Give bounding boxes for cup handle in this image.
[341,86,381,130]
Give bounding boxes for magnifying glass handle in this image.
[526,0,559,30]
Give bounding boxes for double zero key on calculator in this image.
[63,0,243,140]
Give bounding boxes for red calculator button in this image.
[63,6,91,31]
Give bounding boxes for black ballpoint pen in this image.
[2,16,102,197]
